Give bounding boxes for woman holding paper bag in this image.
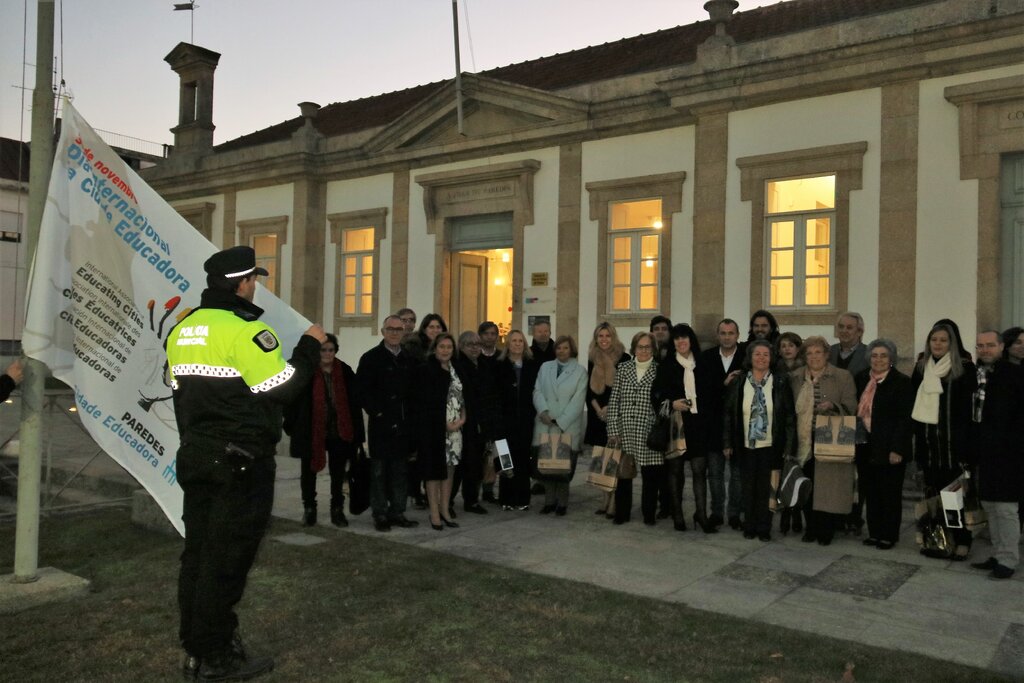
[854,339,914,550]
[533,335,587,516]
[607,332,663,525]
[495,330,539,511]
[585,322,630,519]
[789,336,857,546]
[911,322,977,560]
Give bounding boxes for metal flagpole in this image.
[13,0,56,583]
[451,0,464,136]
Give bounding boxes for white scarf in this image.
[677,352,698,414]
[912,353,951,425]
[635,357,653,381]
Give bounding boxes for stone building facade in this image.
[141,0,1024,368]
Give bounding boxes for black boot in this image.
[302,505,316,527]
[330,506,348,528]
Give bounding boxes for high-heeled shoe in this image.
[430,521,444,531]
[441,518,459,528]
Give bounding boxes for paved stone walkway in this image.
[3,394,1022,677]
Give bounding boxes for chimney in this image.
[164,42,221,155]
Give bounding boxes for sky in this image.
[1,0,771,150]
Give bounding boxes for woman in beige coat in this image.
[789,336,857,545]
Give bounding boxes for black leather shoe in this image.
[464,503,488,515]
[330,507,348,528]
[673,520,687,532]
[972,557,998,571]
[390,516,419,528]
[483,490,499,504]
[695,514,718,534]
[801,531,815,543]
[447,505,457,519]
[197,649,273,681]
[301,506,316,527]
[656,510,671,520]
[728,516,742,530]
[182,653,201,680]
[708,513,724,528]
[441,517,459,528]
[991,564,1016,580]
[792,515,804,533]
[555,506,568,516]
[758,532,771,542]
[743,530,757,539]
[540,504,556,514]
[373,517,391,532]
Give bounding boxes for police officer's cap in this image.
[204,246,269,280]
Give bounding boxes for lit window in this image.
[608,199,661,313]
[765,175,835,308]
[251,233,279,294]
[340,227,374,316]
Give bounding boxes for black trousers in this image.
[861,461,906,544]
[640,464,667,523]
[451,434,484,507]
[299,436,354,509]
[739,447,774,534]
[614,477,634,522]
[499,441,532,507]
[370,452,409,520]
[177,442,275,658]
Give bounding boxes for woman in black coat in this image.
[494,330,539,511]
[911,322,977,560]
[854,339,914,550]
[283,334,364,528]
[650,324,715,533]
[722,340,796,541]
[413,332,465,530]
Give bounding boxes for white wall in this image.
[915,64,1022,353]
[170,194,224,247]
[325,173,394,367]
[407,147,561,336]
[236,184,294,302]
[0,184,28,341]
[728,89,883,345]
[580,127,695,343]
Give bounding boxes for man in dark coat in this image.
[451,331,495,515]
[700,318,745,530]
[829,312,869,378]
[356,315,419,532]
[970,330,1024,579]
[530,320,555,364]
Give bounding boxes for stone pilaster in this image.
[390,170,410,316]
[691,110,729,340]
[556,144,582,340]
[291,179,326,322]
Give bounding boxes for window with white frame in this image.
[765,175,835,308]
[237,216,288,296]
[339,227,375,317]
[608,198,662,313]
[251,234,279,294]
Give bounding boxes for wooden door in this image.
[451,252,487,335]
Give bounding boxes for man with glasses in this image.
[356,315,419,532]
[396,308,417,333]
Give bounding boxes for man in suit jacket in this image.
[699,318,746,530]
[829,312,869,378]
[970,331,1024,579]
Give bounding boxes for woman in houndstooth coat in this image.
[606,332,665,526]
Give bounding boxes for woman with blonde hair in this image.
[585,322,630,518]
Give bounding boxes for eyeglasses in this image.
[399,317,415,323]
[383,326,404,333]
[635,345,653,351]
[321,347,337,354]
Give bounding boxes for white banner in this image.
[22,102,310,536]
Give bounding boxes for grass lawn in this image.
[0,508,1010,682]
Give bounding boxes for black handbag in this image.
[646,402,671,452]
[348,445,371,516]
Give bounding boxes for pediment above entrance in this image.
[364,74,588,154]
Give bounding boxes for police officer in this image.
[167,246,325,681]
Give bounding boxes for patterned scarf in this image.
[974,364,990,422]
[747,371,770,448]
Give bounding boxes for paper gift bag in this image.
[940,476,966,529]
[494,439,514,473]
[813,415,857,463]
[586,446,622,492]
[536,429,573,475]
[663,410,688,460]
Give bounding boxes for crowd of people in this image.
[289,307,1024,581]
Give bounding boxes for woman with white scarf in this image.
[585,322,630,519]
[911,322,977,560]
[651,324,715,533]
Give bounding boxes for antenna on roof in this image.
[173,2,198,44]
[451,0,465,136]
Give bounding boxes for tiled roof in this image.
[214,0,938,152]
[0,137,31,183]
